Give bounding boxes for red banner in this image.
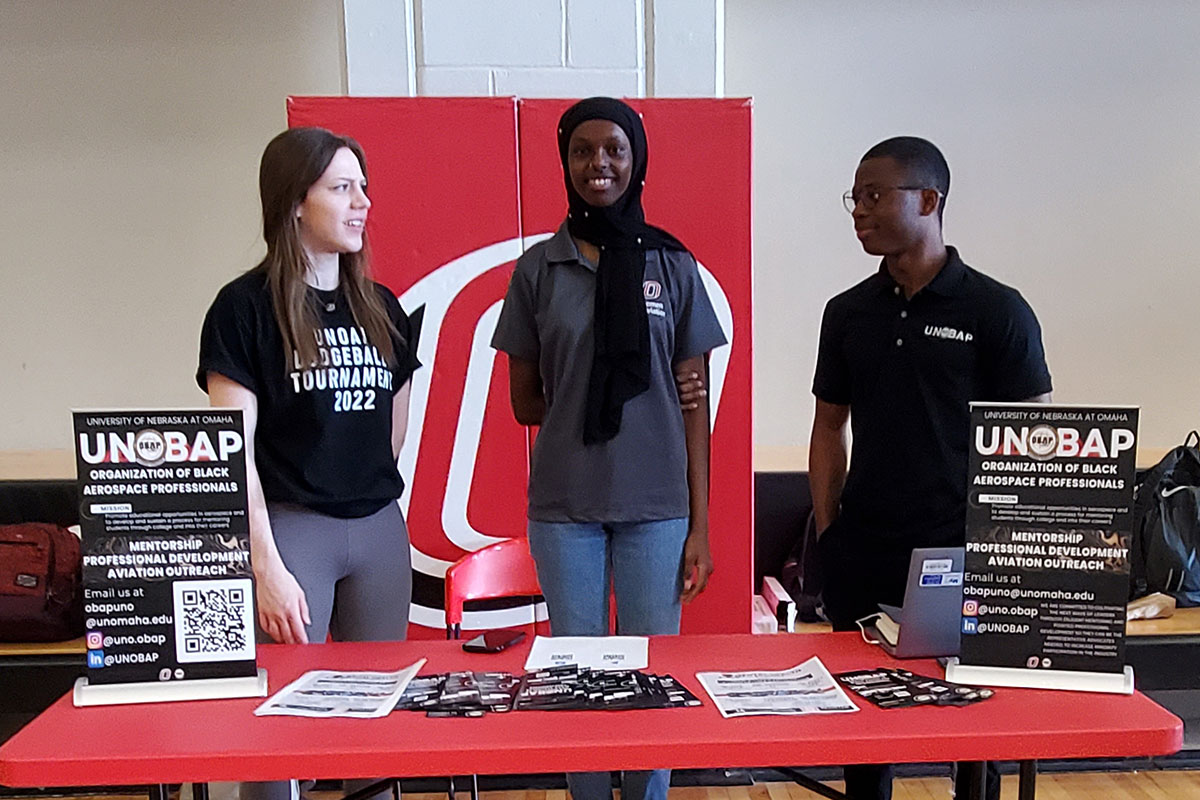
[288,97,752,637]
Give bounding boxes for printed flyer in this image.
[695,657,859,718]
[960,404,1138,675]
[73,410,255,685]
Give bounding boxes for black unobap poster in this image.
[961,404,1138,675]
[73,410,255,686]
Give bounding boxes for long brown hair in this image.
[256,127,398,371]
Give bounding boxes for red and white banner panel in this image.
[288,97,752,638]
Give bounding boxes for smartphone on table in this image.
[462,628,527,653]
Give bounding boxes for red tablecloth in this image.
[0,633,1182,787]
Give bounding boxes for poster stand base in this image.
[73,668,268,707]
[944,659,1134,695]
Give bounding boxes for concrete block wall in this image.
[343,0,721,98]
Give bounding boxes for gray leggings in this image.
[241,500,412,800]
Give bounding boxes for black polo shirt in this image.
[813,246,1052,544]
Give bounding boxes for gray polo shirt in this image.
[492,222,728,523]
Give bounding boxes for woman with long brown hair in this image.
[197,127,419,800]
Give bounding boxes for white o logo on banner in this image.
[1027,424,1058,461]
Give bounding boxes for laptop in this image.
[860,546,965,659]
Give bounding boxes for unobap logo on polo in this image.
[394,235,734,630]
[924,324,973,343]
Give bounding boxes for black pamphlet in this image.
[835,668,994,709]
[396,666,701,716]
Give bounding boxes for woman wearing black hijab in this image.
[492,97,727,800]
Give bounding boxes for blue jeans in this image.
[527,517,689,800]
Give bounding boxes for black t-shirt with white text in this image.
[197,270,421,518]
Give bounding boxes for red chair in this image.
[442,538,545,800]
[444,537,545,639]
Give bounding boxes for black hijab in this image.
[557,97,687,445]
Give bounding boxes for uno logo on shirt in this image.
[643,280,666,318]
[393,235,734,633]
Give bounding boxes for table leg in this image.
[1018,760,1037,800]
[776,766,849,800]
[965,762,986,800]
[341,778,398,800]
[193,784,210,800]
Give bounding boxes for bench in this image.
[0,640,86,744]
[0,479,87,744]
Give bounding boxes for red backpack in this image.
[0,523,84,642]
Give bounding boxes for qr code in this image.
[171,578,256,663]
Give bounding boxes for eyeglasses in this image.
[842,186,940,214]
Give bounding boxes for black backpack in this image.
[780,510,825,623]
[1129,431,1200,606]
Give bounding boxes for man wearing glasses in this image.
[809,137,1052,800]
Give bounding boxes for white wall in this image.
[343,0,722,97]
[0,0,723,458]
[421,0,643,96]
[0,1,346,453]
[727,1,1200,454]
[7,0,1195,460]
